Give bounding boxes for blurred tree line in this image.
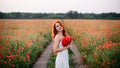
[0,10,120,19]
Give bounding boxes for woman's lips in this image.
[60,27,63,30]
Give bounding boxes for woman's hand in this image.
[63,44,70,50]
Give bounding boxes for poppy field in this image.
[0,19,53,68]
[0,19,120,68]
[64,19,120,68]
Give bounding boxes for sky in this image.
[0,0,120,13]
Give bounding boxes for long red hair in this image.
[51,20,67,38]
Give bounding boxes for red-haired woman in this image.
[52,20,72,68]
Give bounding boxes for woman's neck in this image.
[57,31,64,40]
[58,31,63,36]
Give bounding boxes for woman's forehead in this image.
[55,23,60,26]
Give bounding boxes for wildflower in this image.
[26,40,32,48]
[26,53,30,59]
[39,46,43,49]
[82,40,88,47]
[4,61,7,64]
[103,41,113,49]
[101,62,106,66]
[97,46,102,49]
[21,47,24,51]
[0,54,3,58]
[106,62,110,65]
[96,46,102,52]
[27,58,30,62]
[9,55,15,59]
[6,55,15,59]
[0,45,2,49]
[6,40,9,46]
[12,64,15,68]
[112,60,115,63]
[24,58,26,62]
[8,51,12,55]
[93,53,98,56]
[29,50,32,52]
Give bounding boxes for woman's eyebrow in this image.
[56,24,59,26]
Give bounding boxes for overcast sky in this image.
[0,0,120,13]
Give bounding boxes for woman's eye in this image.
[57,25,59,27]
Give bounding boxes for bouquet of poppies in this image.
[62,36,72,47]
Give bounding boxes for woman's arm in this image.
[53,35,70,54]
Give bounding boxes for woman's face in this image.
[55,23,63,32]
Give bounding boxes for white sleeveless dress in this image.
[55,40,69,68]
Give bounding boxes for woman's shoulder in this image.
[55,34,60,38]
[54,34,60,41]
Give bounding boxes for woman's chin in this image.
[60,28,63,31]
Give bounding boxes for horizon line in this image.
[0,11,120,14]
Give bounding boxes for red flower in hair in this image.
[62,36,72,47]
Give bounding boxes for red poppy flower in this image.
[0,45,2,49]
[0,54,3,58]
[26,53,30,59]
[62,36,72,47]
[103,41,113,49]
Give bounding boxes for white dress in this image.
[55,40,69,68]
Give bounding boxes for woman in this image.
[51,20,72,68]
